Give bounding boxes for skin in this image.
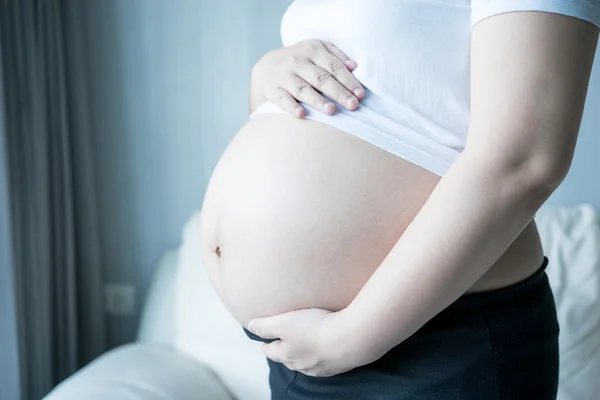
[248,11,599,377]
[250,39,364,116]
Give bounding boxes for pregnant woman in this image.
[200,1,600,399]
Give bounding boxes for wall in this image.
[82,0,600,346]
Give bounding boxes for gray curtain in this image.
[0,53,22,400]
[0,0,107,399]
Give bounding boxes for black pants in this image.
[244,256,559,399]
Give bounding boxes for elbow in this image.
[496,155,569,211]
[519,159,568,210]
[468,149,572,205]
[520,153,571,193]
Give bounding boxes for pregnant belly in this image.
[200,114,543,326]
[200,114,440,325]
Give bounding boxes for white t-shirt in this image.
[252,0,600,176]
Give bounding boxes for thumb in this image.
[248,314,286,340]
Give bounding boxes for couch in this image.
[44,204,600,400]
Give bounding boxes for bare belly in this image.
[200,114,545,326]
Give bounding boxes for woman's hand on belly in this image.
[250,39,364,116]
[248,307,369,377]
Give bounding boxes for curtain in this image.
[0,52,22,400]
[0,0,107,398]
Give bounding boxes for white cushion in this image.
[536,204,600,400]
[137,251,179,344]
[173,211,270,400]
[44,343,234,400]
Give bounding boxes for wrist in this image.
[331,306,384,367]
[249,64,266,112]
[248,83,265,113]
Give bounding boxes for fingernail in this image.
[353,88,363,98]
[345,60,357,70]
[347,97,358,108]
[248,320,255,333]
[323,102,335,114]
[295,107,304,117]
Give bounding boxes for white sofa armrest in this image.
[43,343,235,400]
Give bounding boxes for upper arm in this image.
[466,7,599,183]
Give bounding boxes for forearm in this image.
[341,148,559,360]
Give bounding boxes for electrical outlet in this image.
[104,283,136,316]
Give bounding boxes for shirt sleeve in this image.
[471,0,600,29]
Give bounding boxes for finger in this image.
[268,87,305,118]
[262,341,287,363]
[321,41,357,71]
[282,75,336,115]
[248,314,289,340]
[312,52,364,103]
[297,63,359,111]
